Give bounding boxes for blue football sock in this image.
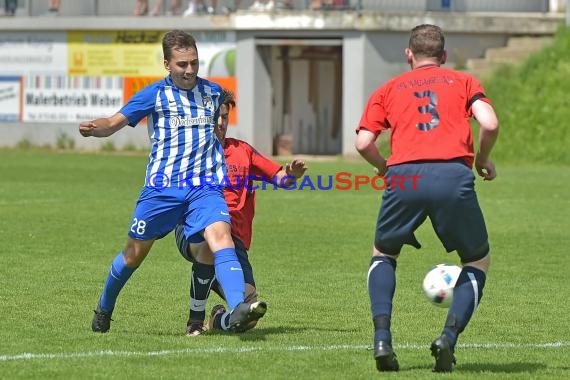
[99,252,137,312]
[189,262,215,322]
[213,248,244,310]
[443,266,486,347]
[368,256,397,343]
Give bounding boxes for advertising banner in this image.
[0,30,237,124]
[0,32,67,75]
[67,31,165,76]
[0,76,21,121]
[22,75,123,122]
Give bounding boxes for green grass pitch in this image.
[0,149,568,379]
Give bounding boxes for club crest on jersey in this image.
[203,96,214,112]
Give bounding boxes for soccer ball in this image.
[422,264,462,308]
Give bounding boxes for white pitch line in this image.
[0,342,567,363]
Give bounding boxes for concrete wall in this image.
[0,11,564,155]
[0,122,150,150]
[234,33,274,153]
[230,27,514,156]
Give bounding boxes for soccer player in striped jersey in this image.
[174,89,307,335]
[355,24,499,372]
[79,30,259,334]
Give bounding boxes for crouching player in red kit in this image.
[175,89,307,335]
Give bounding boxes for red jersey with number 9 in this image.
[357,65,492,168]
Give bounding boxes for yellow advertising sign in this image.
[68,31,166,76]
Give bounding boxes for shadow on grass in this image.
[459,362,547,373]
[405,362,547,373]
[202,325,357,341]
[139,326,304,338]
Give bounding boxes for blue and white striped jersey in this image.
[119,75,225,188]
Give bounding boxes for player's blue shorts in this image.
[128,185,231,241]
[174,225,256,287]
[374,160,489,263]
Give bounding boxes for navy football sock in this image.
[443,266,486,347]
[99,252,136,312]
[213,248,244,310]
[368,256,397,343]
[189,262,215,323]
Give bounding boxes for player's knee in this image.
[374,233,420,256]
[459,241,490,266]
[374,241,400,257]
[204,222,233,249]
[123,252,144,268]
[123,239,152,267]
[192,243,214,265]
[372,246,400,260]
[175,225,207,263]
[463,253,491,274]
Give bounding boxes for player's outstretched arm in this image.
[275,159,307,188]
[79,113,130,138]
[472,100,499,181]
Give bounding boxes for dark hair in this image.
[222,88,236,109]
[409,24,445,60]
[162,30,197,61]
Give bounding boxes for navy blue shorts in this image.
[175,224,256,287]
[374,160,489,263]
[128,185,230,241]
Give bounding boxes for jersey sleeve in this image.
[118,82,159,127]
[248,144,282,180]
[465,75,493,117]
[356,85,390,137]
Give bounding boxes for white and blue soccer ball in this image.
[422,264,462,308]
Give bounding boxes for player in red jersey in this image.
[175,89,307,335]
[355,24,499,373]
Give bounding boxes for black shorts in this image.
[175,224,256,286]
[374,160,489,263]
